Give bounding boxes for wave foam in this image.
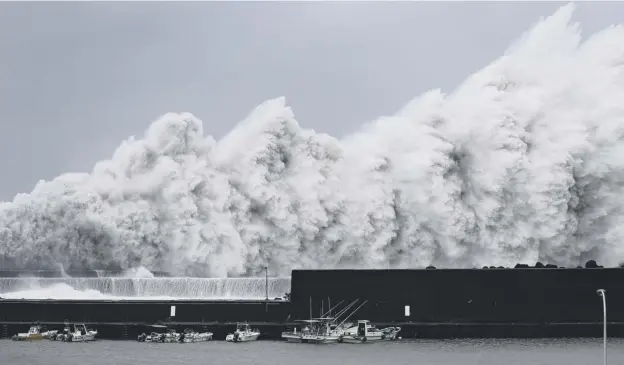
[2,4,624,275]
[0,277,292,300]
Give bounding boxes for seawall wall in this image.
[290,268,624,324]
[0,299,291,340]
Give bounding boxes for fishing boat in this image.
[379,326,402,341]
[137,321,185,343]
[180,328,213,343]
[282,298,369,344]
[64,323,97,342]
[156,328,181,343]
[225,322,260,342]
[12,324,58,341]
[281,321,307,343]
[298,318,344,344]
[138,324,166,342]
[51,322,71,341]
[340,320,401,343]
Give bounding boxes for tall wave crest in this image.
[2,4,624,276]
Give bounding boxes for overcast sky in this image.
[0,1,622,201]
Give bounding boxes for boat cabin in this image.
[73,324,88,335]
[236,323,250,332]
[356,320,379,336]
[298,318,336,335]
[27,326,41,335]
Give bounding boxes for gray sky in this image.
[0,1,622,201]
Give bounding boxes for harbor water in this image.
[1,338,623,365]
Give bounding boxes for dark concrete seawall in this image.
[2,265,624,339]
[289,268,624,323]
[0,299,290,340]
[286,266,624,338]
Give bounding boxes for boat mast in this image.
[332,299,359,320]
[328,297,331,318]
[320,300,344,318]
[336,300,369,329]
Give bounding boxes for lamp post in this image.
[265,266,268,312]
[597,289,607,365]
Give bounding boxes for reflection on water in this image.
[1,338,622,365]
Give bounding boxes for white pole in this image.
[265,266,269,312]
[597,289,607,365]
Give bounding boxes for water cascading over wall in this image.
[0,277,292,300]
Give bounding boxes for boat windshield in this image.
[237,324,249,331]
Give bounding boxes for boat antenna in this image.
[336,300,368,329]
[328,297,331,318]
[320,299,344,318]
[332,299,360,321]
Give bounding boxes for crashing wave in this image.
[2,4,624,276]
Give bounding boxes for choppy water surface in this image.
[1,338,622,365]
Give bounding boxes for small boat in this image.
[138,331,162,342]
[281,322,305,343]
[65,323,97,342]
[137,324,166,342]
[137,323,184,343]
[225,322,260,342]
[159,328,181,343]
[379,326,402,341]
[12,324,58,341]
[51,323,72,341]
[180,328,213,343]
[340,320,402,344]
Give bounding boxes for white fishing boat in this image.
[12,324,58,341]
[283,298,369,344]
[225,322,260,342]
[137,324,167,342]
[160,328,181,343]
[51,323,71,341]
[138,331,167,343]
[298,318,344,344]
[340,320,402,343]
[180,328,213,343]
[379,326,402,341]
[65,323,97,342]
[137,323,184,343]
[282,318,346,344]
[281,321,306,343]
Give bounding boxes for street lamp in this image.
[597,289,607,365]
[265,266,268,312]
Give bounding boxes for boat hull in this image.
[300,334,341,344]
[226,332,260,342]
[12,329,58,341]
[340,334,384,344]
[69,334,96,342]
[182,333,213,343]
[12,334,45,341]
[281,332,302,343]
